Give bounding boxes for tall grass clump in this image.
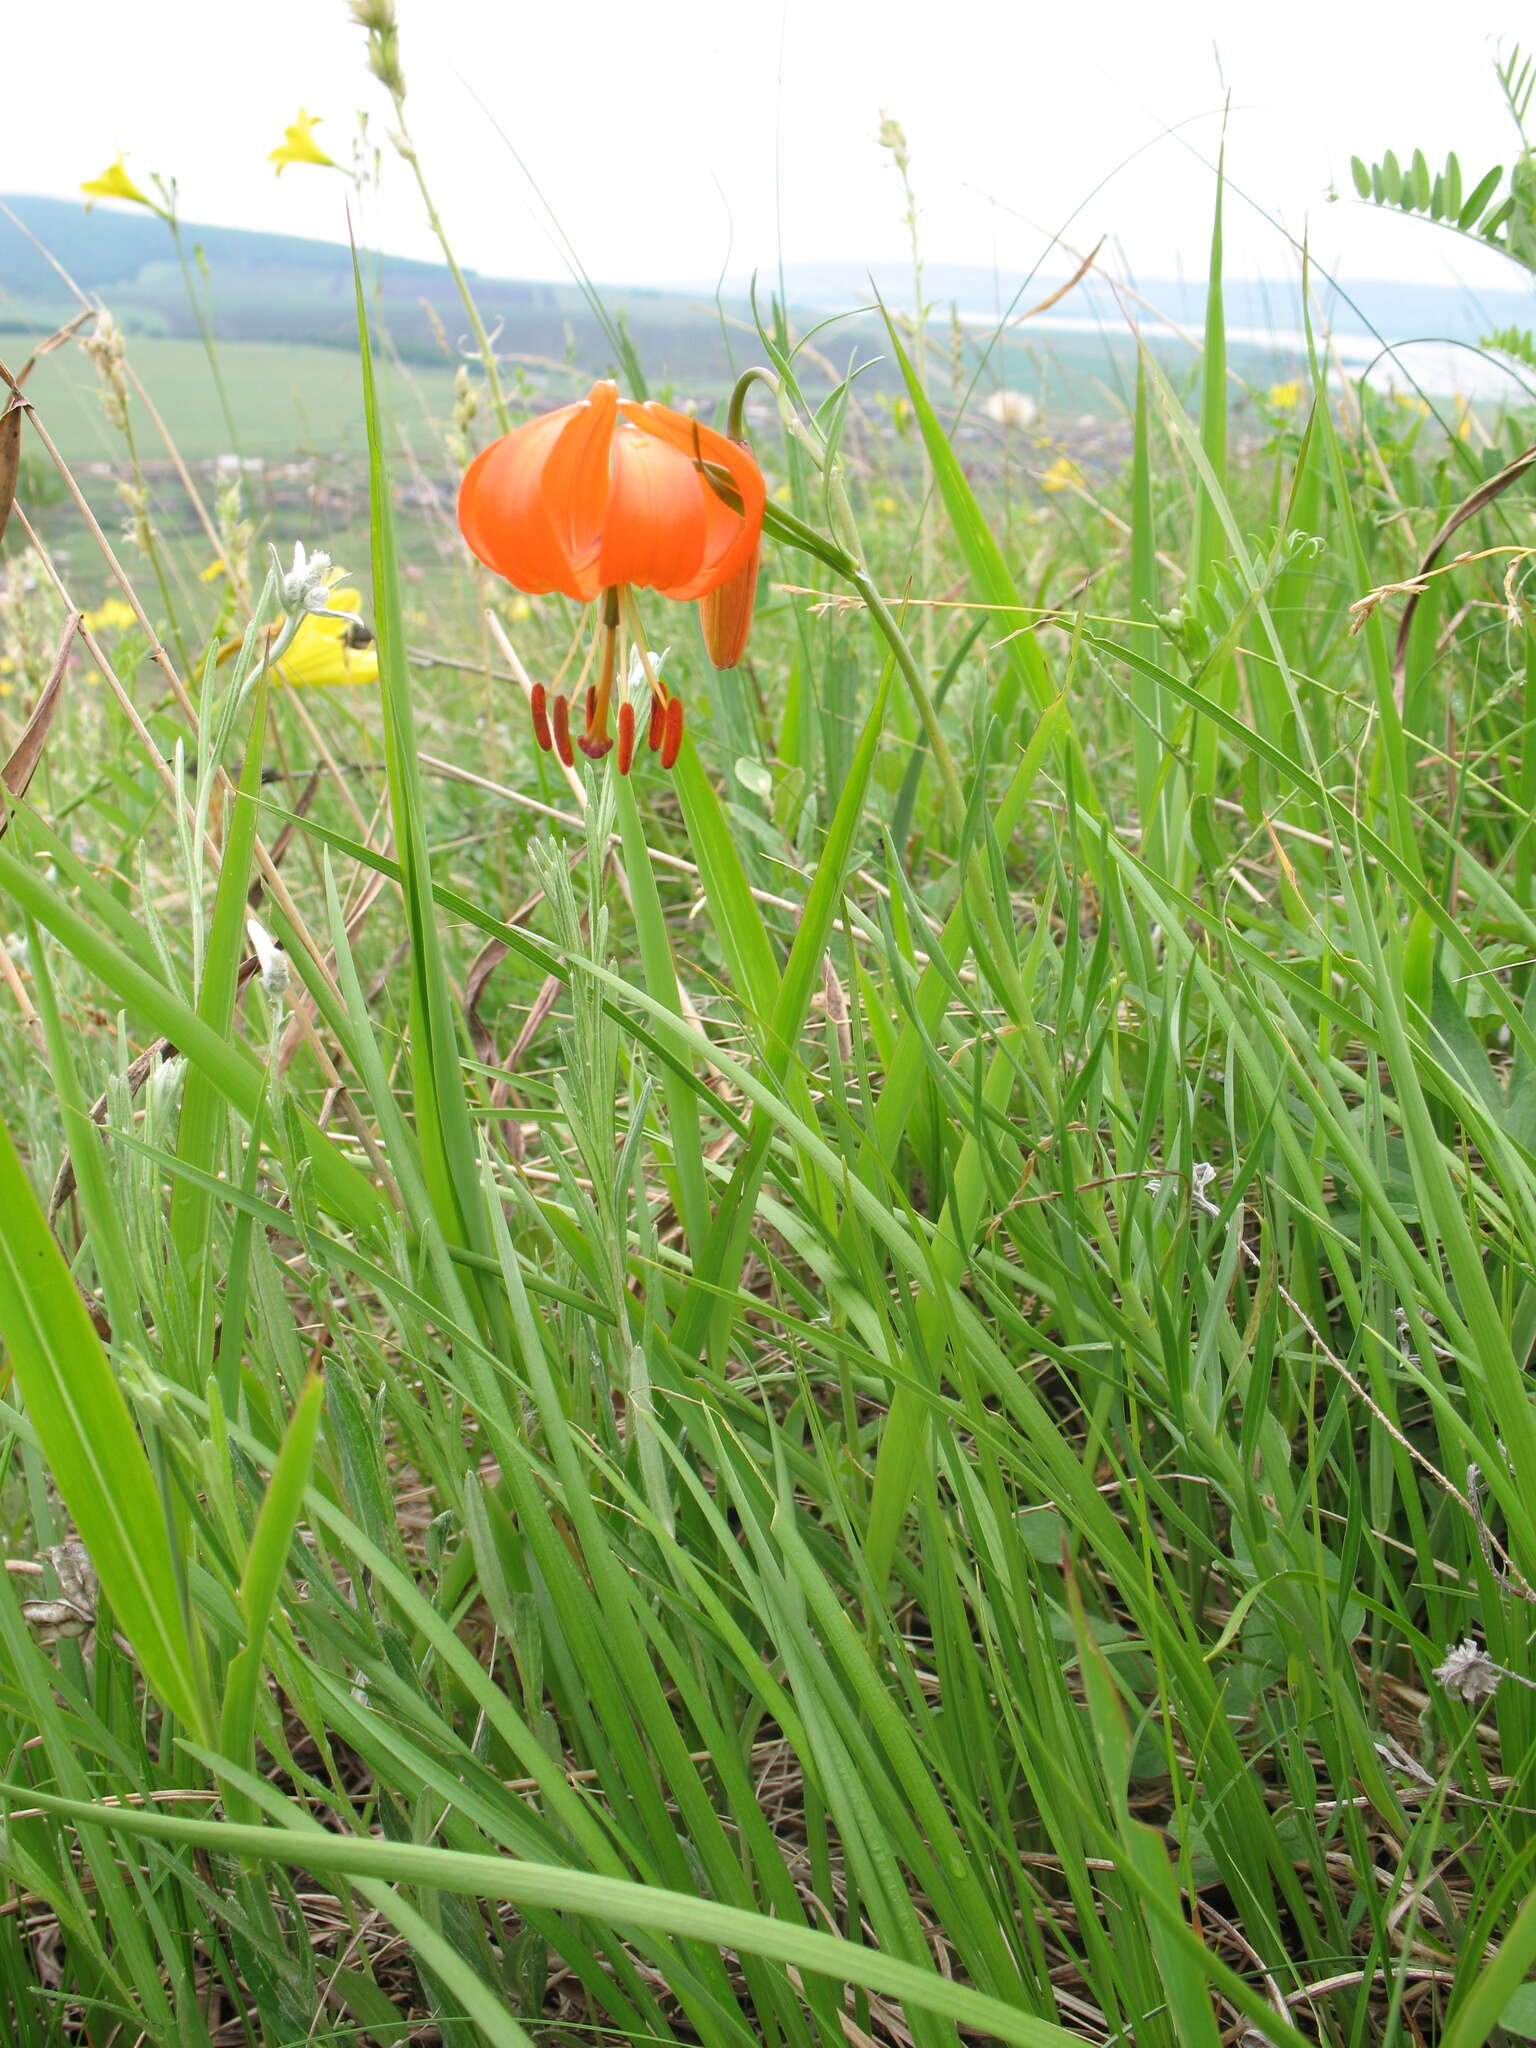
[1,16,1535,2046]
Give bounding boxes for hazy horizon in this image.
[16,0,1532,306]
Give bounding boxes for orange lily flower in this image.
[457,380,765,766]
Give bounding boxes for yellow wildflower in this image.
[1040,455,1084,493]
[80,156,159,212]
[199,559,227,583]
[273,591,379,688]
[82,598,138,634]
[1267,380,1302,410]
[269,111,340,176]
[503,596,533,624]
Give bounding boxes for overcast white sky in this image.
[10,0,1532,300]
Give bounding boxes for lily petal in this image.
[537,382,618,601]
[598,425,708,595]
[617,403,765,600]
[458,402,592,598]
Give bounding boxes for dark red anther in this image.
[661,695,684,771]
[616,700,636,776]
[530,682,553,753]
[647,696,666,752]
[551,692,574,768]
[586,683,597,730]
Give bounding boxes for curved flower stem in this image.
[726,366,780,441]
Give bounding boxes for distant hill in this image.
[12,193,1531,371]
[0,195,738,388]
[4,194,1527,453]
[0,196,468,299]
[752,260,1536,348]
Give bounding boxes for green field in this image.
[22,333,462,463]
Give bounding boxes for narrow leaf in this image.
[0,1119,208,1738]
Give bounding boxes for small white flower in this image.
[247,915,291,1002]
[1433,1638,1502,1704]
[271,541,362,626]
[281,540,330,609]
[984,388,1038,431]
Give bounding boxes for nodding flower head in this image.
[458,381,765,770]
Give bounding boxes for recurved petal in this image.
[597,422,708,596]
[618,403,766,600]
[537,381,618,601]
[457,402,592,598]
[699,541,760,669]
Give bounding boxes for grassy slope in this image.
[22,334,460,462]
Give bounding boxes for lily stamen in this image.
[550,692,574,768]
[530,683,553,753]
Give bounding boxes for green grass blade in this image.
[169,679,269,1353]
[0,833,387,1237]
[676,665,893,1359]
[352,239,490,1274]
[7,1786,1088,2048]
[0,1119,209,1740]
[613,775,710,1256]
[218,1366,327,1782]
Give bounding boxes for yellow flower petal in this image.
[199,559,227,583]
[269,110,340,176]
[1039,455,1084,494]
[273,606,379,689]
[82,598,139,634]
[80,156,156,210]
